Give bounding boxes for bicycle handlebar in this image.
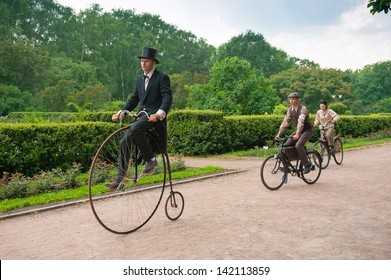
[119,110,150,120]
[317,121,331,130]
[274,135,293,144]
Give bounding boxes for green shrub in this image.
[0,163,81,200]
[168,110,230,155]
[6,111,115,123]
[0,122,118,176]
[1,110,390,173]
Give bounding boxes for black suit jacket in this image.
[123,69,172,115]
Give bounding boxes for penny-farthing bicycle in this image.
[88,110,184,234]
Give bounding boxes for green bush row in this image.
[167,110,391,155]
[5,111,113,123]
[0,122,118,176]
[1,110,390,177]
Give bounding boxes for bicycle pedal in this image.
[116,181,125,191]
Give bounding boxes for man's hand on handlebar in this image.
[148,113,160,123]
[112,110,129,122]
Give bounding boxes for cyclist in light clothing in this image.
[313,101,340,152]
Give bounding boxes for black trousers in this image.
[117,116,166,180]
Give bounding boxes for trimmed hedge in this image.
[1,110,390,176]
[168,111,391,155]
[168,110,229,155]
[0,122,118,176]
[5,111,113,123]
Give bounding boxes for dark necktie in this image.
[143,75,149,90]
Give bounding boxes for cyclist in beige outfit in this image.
[313,101,340,152]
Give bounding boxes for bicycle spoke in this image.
[260,155,286,190]
[88,127,166,234]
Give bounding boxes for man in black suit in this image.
[108,47,172,190]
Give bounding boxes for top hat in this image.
[137,47,160,64]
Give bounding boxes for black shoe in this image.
[143,159,157,174]
[330,147,335,154]
[303,164,312,174]
[106,180,121,191]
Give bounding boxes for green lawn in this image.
[0,166,224,213]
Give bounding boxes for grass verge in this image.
[220,137,391,158]
[0,166,224,213]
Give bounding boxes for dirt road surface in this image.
[1,143,390,260]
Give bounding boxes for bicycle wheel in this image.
[313,140,330,169]
[260,155,287,191]
[88,127,166,234]
[301,151,322,184]
[333,137,344,165]
[165,191,184,221]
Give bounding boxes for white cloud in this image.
[267,1,391,70]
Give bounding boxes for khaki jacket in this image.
[314,109,340,129]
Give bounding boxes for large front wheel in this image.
[88,127,166,234]
[260,155,287,191]
[301,151,322,184]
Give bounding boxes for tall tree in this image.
[217,30,299,77]
[0,37,50,94]
[187,57,278,115]
[270,67,352,112]
[352,61,391,113]
[170,71,208,109]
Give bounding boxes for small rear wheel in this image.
[333,137,344,165]
[165,191,184,221]
[260,155,287,191]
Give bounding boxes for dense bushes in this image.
[168,110,229,155]
[5,111,113,123]
[168,110,391,155]
[1,110,390,176]
[0,122,118,176]
[168,113,285,154]
[0,163,82,200]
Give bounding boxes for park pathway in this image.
[0,143,390,259]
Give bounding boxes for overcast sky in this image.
[56,0,391,71]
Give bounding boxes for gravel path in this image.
[1,143,390,260]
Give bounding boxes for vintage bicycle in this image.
[312,124,343,169]
[88,110,184,234]
[260,136,322,191]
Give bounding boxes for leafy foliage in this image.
[0,85,33,116]
[270,67,352,112]
[0,163,81,200]
[367,0,391,14]
[0,0,390,117]
[187,57,278,115]
[217,30,299,77]
[170,71,208,109]
[351,61,391,114]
